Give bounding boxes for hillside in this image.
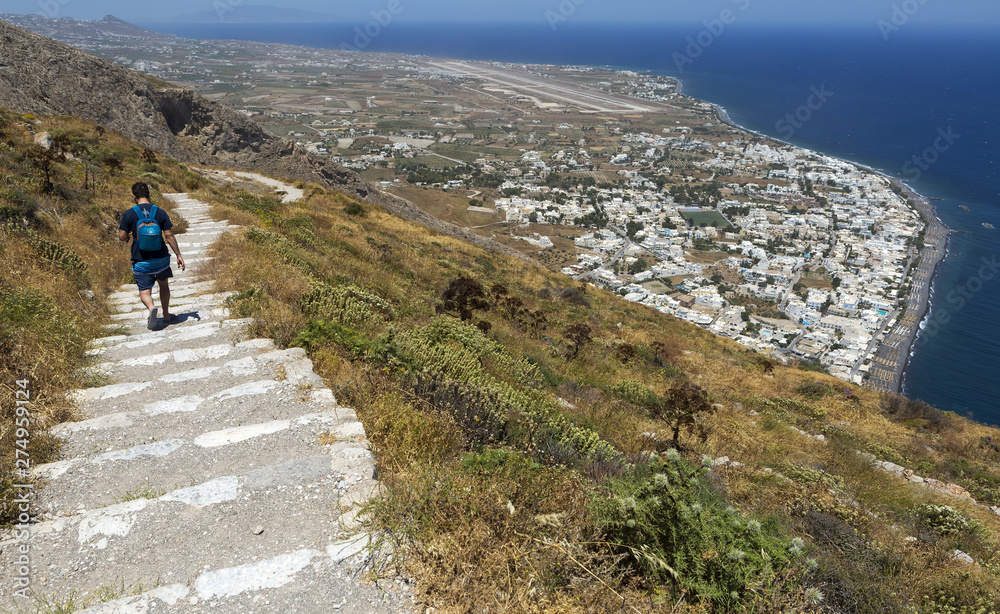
[0,18,525,261]
[0,13,176,42]
[2,107,1000,612]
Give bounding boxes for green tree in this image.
[626,220,644,239]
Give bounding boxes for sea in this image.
[146,20,1000,425]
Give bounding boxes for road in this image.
[572,224,638,282]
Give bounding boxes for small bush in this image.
[797,381,833,401]
[917,504,981,538]
[591,453,802,608]
[881,394,951,432]
[780,463,846,491]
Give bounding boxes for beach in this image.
[873,184,953,394]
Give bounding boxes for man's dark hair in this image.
[131,182,151,200]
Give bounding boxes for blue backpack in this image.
[133,205,163,251]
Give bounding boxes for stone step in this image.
[66,533,384,614]
[8,452,378,609]
[86,319,251,361]
[33,410,367,515]
[107,306,230,331]
[113,270,216,295]
[107,283,216,304]
[85,338,276,386]
[72,350,320,420]
[111,291,235,313]
[58,371,338,460]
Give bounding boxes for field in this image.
[681,210,734,229]
[390,185,500,227]
[684,249,730,265]
[641,280,671,294]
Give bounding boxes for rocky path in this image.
[2,195,408,613]
[196,170,305,204]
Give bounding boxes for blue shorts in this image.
[133,267,173,291]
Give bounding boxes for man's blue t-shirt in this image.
[119,204,172,263]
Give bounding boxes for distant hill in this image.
[0,13,176,41]
[0,16,521,258]
[169,5,342,23]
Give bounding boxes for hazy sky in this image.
[2,0,999,25]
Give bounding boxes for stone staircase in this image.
[2,195,405,613]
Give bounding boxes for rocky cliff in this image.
[0,18,524,258]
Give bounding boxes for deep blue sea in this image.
[147,21,1000,424]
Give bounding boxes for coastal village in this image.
[4,14,931,388]
[473,140,923,385]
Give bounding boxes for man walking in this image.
[118,182,186,329]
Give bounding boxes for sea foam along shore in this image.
[685,84,951,393]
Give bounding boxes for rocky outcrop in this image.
[0,18,527,260]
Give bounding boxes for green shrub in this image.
[867,443,907,466]
[780,463,845,491]
[917,504,982,538]
[244,226,312,272]
[591,452,802,608]
[796,381,833,401]
[398,317,619,464]
[231,191,281,223]
[298,282,394,326]
[610,379,659,408]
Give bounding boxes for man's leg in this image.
[138,288,155,311]
[139,286,158,330]
[135,271,159,329]
[159,278,171,318]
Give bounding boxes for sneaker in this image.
[147,307,158,330]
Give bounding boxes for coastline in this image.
[701,97,951,393]
[884,183,952,394]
